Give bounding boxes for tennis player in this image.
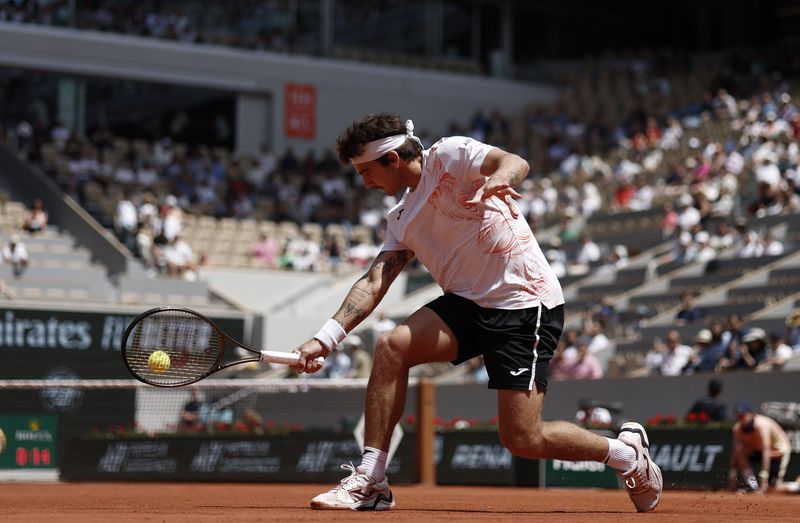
[293,113,662,512]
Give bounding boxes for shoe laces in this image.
[336,462,370,492]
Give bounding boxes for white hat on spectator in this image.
[165,195,178,207]
[10,233,19,243]
[694,329,713,344]
[695,231,710,244]
[742,328,767,343]
[678,193,694,207]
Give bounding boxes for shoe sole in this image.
[310,492,394,511]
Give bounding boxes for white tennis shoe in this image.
[616,422,663,512]
[310,463,395,511]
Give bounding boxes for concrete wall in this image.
[199,266,408,351]
[0,24,557,154]
[436,371,800,423]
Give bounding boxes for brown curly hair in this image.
[336,112,423,165]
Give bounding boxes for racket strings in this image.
[124,310,224,386]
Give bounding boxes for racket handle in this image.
[260,350,324,366]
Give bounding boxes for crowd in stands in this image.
[2,41,800,380]
[644,310,800,377]
[0,0,295,52]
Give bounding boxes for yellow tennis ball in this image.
[148,350,171,373]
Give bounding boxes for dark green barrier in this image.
[0,307,244,379]
[60,432,416,483]
[647,428,731,490]
[436,431,523,485]
[545,458,619,488]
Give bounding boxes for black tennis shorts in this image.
[425,293,564,392]
[748,452,785,486]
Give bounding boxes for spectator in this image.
[729,402,791,494]
[685,328,726,374]
[551,337,603,380]
[686,378,727,422]
[574,233,601,267]
[767,331,795,370]
[325,343,353,379]
[155,196,183,242]
[585,317,611,354]
[251,233,279,268]
[786,308,800,350]
[739,328,771,370]
[342,335,373,379]
[645,329,692,376]
[676,291,704,324]
[2,234,29,278]
[179,390,204,431]
[659,201,679,238]
[574,398,613,428]
[163,235,197,279]
[23,197,48,234]
[761,232,785,257]
[718,340,745,372]
[114,191,138,251]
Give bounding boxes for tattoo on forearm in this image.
[333,250,413,330]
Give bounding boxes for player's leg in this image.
[310,305,458,510]
[496,388,662,512]
[364,306,458,451]
[496,388,608,461]
[486,303,660,512]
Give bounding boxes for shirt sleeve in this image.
[381,223,409,252]
[434,136,494,183]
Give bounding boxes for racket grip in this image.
[260,350,324,366]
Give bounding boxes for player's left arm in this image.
[466,148,530,217]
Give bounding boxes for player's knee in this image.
[373,331,409,369]
[498,422,546,458]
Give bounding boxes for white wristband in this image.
[313,319,347,352]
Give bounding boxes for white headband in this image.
[350,119,423,165]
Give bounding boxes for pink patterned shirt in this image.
[382,137,564,310]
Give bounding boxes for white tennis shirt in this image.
[382,136,565,310]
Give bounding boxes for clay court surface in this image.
[2,483,799,522]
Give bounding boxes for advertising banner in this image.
[0,307,244,379]
[0,415,58,470]
[647,428,731,490]
[545,459,619,488]
[284,83,316,139]
[435,431,541,486]
[60,432,416,483]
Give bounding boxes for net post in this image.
[416,378,436,485]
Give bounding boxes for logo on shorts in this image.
[397,209,404,219]
[509,367,529,376]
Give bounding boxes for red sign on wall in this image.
[284,83,316,139]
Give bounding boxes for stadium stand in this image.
[2,7,799,385]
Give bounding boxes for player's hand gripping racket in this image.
[122,307,323,387]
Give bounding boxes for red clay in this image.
[1,483,798,522]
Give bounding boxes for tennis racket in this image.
[121,307,323,387]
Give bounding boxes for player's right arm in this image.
[757,420,772,492]
[293,249,415,373]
